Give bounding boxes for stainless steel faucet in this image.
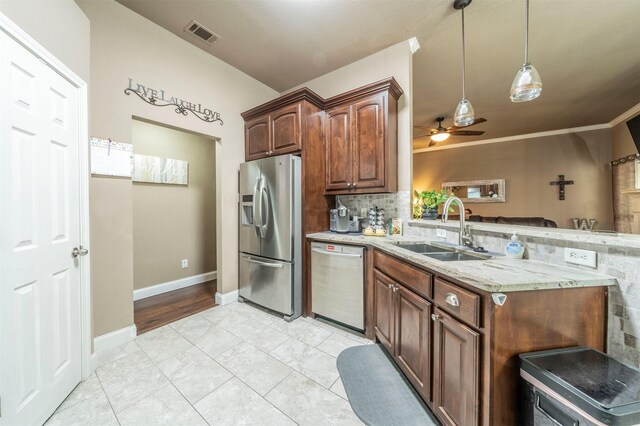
[442,196,473,247]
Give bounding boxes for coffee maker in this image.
[333,197,350,233]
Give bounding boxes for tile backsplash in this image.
[337,191,411,222]
[405,221,640,368]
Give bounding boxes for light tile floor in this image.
[46,302,371,425]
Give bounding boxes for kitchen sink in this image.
[424,251,490,262]
[392,242,454,254]
[393,241,492,261]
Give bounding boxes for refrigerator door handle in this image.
[241,255,284,268]
[253,176,261,238]
[259,178,269,238]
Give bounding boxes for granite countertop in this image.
[307,231,618,293]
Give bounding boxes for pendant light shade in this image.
[454,97,475,127]
[510,0,542,102]
[510,63,542,102]
[453,0,475,127]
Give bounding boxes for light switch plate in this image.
[181,259,188,268]
[564,248,597,268]
[436,228,447,239]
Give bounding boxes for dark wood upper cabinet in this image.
[271,103,302,155]
[324,79,402,195]
[325,105,352,191]
[245,115,270,161]
[352,94,385,190]
[242,88,324,161]
[433,308,479,426]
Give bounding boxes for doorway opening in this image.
[130,118,219,334]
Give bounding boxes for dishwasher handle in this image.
[311,248,362,258]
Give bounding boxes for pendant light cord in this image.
[461,7,466,98]
[524,0,529,64]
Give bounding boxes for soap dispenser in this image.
[505,233,525,259]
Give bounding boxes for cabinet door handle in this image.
[431,313,441,322]
[352,183,357,188]
[392,286,398,293]
[445,293,460,307]
[387,283,393,289]
[346,182,352,188]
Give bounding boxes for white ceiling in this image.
[116,0,640,149]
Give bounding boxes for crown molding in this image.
[413,123,611,154]
[415,102,640,154]
[610,102,640,127]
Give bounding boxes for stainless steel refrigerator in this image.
[238,154,301,321]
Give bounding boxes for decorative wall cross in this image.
[550,174,574,200]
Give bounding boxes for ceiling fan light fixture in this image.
[430,132,450,142]
[511,0,542,102]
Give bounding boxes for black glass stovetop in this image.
[530,348,640,409]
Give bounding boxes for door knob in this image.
[431,314,441,322]
[71,246,89,258]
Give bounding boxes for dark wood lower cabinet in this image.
[433,308,479,426]
[369,249,607,426]
[373,270,394,353]
[394,285,432,402]
[374,269,432,402]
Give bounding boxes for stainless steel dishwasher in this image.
[311,242,364,331]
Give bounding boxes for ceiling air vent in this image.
[184,20,221,44]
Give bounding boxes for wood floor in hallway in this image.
[134,280,217,335]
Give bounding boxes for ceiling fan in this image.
[416,116,486,147]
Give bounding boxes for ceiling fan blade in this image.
[447,118,487,130]
[415,126,439,133]
[448,130,485,136]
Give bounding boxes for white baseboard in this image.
[93,324,137,353]
[133,271,217,301]
[215,289,239,305]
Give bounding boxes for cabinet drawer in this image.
[434,278,480,328]
[374,251,432,299]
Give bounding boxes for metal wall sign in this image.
[124,78,223,125]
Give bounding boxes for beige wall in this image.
[78,0,278,337]
[132,120,216,290]
[612,111,640,160]
[413,129,615,230]
[286,39,415,193]
[0,0,90,83]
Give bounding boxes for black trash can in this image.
[520,346,640,426]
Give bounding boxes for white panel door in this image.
[0,30,82,426]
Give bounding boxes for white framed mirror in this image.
[442,179,506,203]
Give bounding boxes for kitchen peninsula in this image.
[307,230,616,426]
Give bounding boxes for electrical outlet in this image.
[181,259,188,269]
[436,228,447,239]
[564,248,597,268]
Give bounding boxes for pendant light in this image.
[453,0,475,127]
[510,0,542,102]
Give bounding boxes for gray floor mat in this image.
[336,344,440,426]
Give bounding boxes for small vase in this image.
[422,206,438,220]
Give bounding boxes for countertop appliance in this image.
[520,346,640,426]
[329,209,338,232]
[310,242,364,330]
[239,154,301,321]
